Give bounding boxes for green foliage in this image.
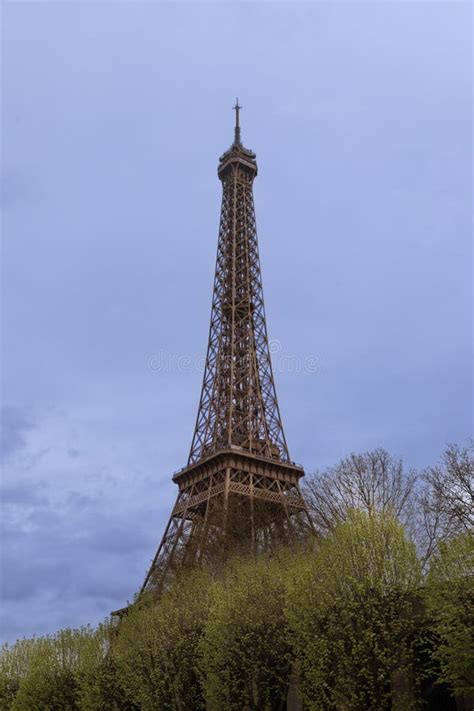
[112,568,212,710]
[425,531,474,697]
[0,638,40,711]
[0,625,131,711]
[10,628,89,711]
[286,510,423,710]
[75,621,133,711]
[199,553,292,711]
[3,468,471,710]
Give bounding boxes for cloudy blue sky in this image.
[1,1,471,642]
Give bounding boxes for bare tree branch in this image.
[303,443,473,570]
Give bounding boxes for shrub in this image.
[425,532,474,697]
[112,568,212,710]
[200,554,293,711]
[11,629,91,711]
[286,510,423,710]
[0,638,40,711]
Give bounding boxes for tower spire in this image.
[233,98,242,145]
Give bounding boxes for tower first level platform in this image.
[140,449,310,595]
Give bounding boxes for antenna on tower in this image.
[233,98,242,145]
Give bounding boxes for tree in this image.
[199,553,293,711]
[112,568,211,711]
[0,638,39,711]
[76,621,134,711]
[422,443,474,538]
[0,624,136,711]
[303,445,473,568]
[10,628,91,711]
[303,448,417,533]
[286,510,423,710]
[425,532,474,699]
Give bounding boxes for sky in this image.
[1,1,472,643]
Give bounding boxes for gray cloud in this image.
[0,480,46,506]
[0,406,34,461]
[1,465,161,621]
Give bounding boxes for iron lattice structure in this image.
[141,105,313,596]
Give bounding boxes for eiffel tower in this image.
[141,103,313,596]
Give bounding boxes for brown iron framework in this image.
[140,103,313,596]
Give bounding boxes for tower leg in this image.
[250,472,255,553]
[139,501,177,595]
[197,475,214,563]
